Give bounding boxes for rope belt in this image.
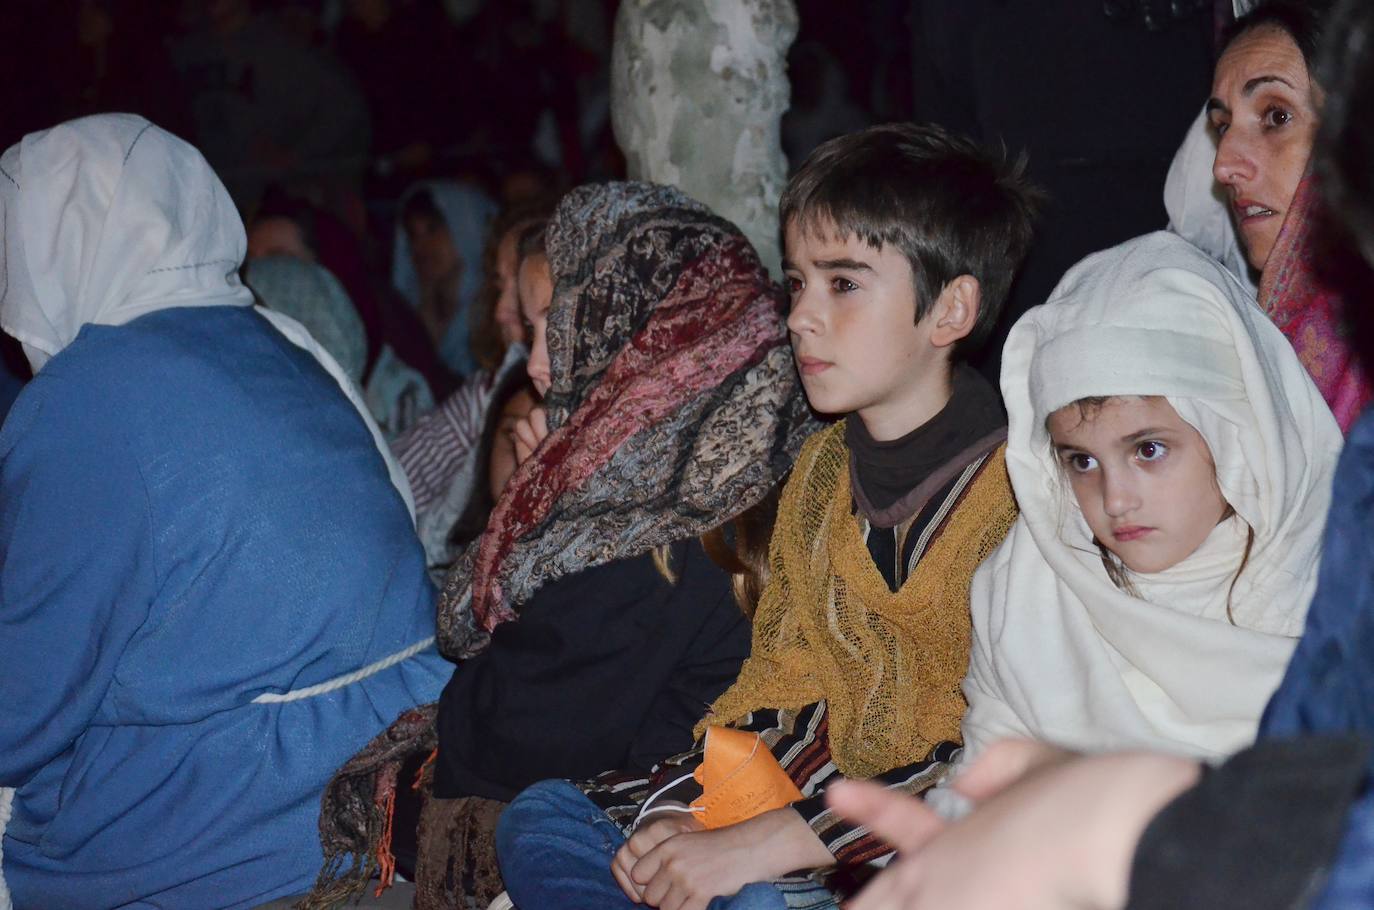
[1,786,13,910]
[0,638,435,907]
[251,636,436,704]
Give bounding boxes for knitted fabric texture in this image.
[695,422,1017,779]
[437,181,815,659]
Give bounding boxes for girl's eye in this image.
[1210,117,1229,137]
[1137,441,1169,462]
[1262,106,1293,129]
[831,277,858,293]
[1065,452,1098,473]
[785,275,803,295]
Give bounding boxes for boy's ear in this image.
[929,275,982,349]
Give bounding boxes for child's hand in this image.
[627,808,833,910]
[512,406,549,465]
[613,810,703,902]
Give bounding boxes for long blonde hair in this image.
[650,485,782,617]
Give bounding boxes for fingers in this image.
[512,407,551,466]
[631,843,665,888]
[512,427,536,465]
[951,739,1073,802]
[611,845,644,904]
[826,779,945,855]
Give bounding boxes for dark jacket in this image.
[433,538,750,802]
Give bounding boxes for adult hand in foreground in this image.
[828,740,1201,910]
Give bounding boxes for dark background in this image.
[0,0,1225,387]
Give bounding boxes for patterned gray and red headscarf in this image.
[437,181,814,659]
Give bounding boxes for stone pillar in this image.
[611,0,798,277]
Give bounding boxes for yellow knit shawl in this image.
[696,421,1017,778]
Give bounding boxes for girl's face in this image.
[1047,396,1230,575]
[404,213,460,286]
[493,229,526,347]
[1209,26,1321,272]
[518,253,554,396]
[489,386,538,501]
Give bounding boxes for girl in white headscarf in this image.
[0,114,445,909]
[955,230,1341,768]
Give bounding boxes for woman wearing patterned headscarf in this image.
[300,182,815,909]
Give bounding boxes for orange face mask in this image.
[689,726,804,829]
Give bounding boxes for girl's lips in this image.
[1112,525,1154,543]
[797,357,832,376]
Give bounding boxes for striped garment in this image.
[393,370,490,515]
[576,442,1008,886]
[581,703,960,872]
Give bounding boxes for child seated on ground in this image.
[496,122,1040,910]
[824,226,1347,910]
[299,181,814,910]
[948,230,1342,774]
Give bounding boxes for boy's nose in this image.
[786,290,822,335]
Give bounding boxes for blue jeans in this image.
[497,780,834,910]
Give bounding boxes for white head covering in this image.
[961,231,1341,763]
[1164,108,1257,296]
[0,114,254,372]
[1162,0,1263,295]
[0,114,414,521]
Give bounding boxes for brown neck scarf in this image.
[437,181,815,659]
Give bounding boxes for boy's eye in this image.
[785,275,803,295]
[1209,116,1229,137]
[831,276,858,293]
[1063,452,1097,473]
[1136,441,1168,462]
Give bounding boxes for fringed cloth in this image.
[696,421,1017,778]
[298,705,437,910]
[1260,175,1372,433]
[300,182,814,909]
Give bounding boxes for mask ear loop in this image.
[631,772,707,831]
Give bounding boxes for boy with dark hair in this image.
[496,123,1040,910]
